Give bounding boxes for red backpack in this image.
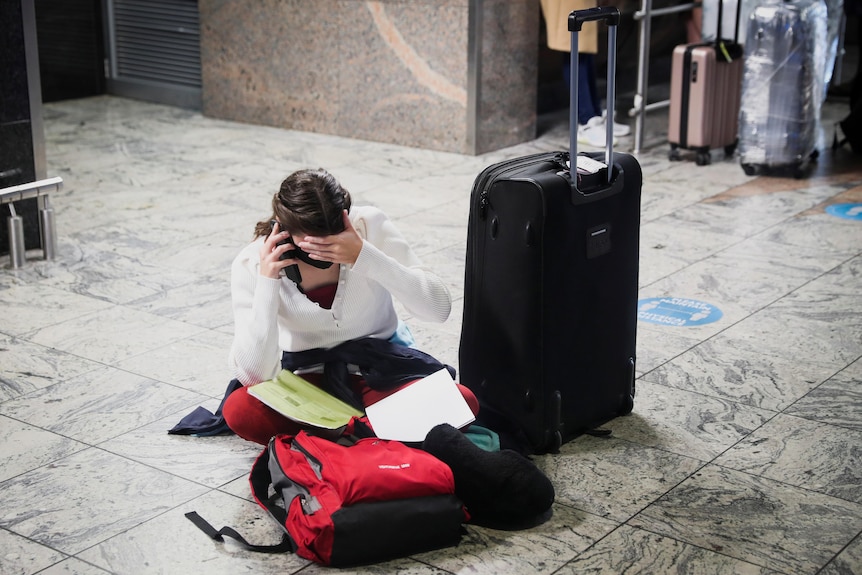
[188,430,467,566]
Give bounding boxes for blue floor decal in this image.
[826,203,862,221]
[637,297,723,327]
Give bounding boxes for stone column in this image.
[200,0,538,155]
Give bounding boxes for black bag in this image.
[458,7,641,454]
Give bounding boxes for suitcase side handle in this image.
[568,7,620,188]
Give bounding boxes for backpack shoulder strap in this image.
[185,511,295,554]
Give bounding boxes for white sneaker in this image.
[577,116,617,148]
[601,110,632,137]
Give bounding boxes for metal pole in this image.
[39,195,57,260]
[7,203,26,269]
[633,0,652,155]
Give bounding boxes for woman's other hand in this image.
[297,210,363,266]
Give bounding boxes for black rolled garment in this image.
[281,337,456,411]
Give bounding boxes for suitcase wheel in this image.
[550,430,563,453]
[742,163,758,176]
[668,148,682,162]
[619,393,635,416]
[695,152,711,166]
[724,140,738,158]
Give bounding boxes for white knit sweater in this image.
[228,205,452,385]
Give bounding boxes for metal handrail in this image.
[2,176,62,266]
[0,176,63,203]
[629,0,702,154]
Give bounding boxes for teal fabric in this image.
[388,320,416,348]
[463,424,501,452]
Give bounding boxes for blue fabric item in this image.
[168,379,243,436]
[388,319,416,348]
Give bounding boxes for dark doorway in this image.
[35,0,105,102]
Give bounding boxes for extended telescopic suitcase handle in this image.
[569,6,620,184]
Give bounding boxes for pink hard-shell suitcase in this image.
[668,0,744,165]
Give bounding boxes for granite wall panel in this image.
[475,0,539,153]
[200,0,537,154]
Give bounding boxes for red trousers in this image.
[223,373,480,445]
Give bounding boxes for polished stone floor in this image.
[1,87,860,574]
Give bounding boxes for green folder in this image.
[248,369,364,429]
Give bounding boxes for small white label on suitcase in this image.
[575,155,607,174]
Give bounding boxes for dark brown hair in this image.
[253,168,351,238]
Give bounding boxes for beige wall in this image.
[199,0,538,155]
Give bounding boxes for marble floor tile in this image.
[0,334,103,400]
[0,416,88,482]
[38,557,113,575]
[640,176,728,222]
[712,234,851,284]
[103,407,261,488]
[713,413,862,504]
[639,255,815,314]
[638,220,745,286]
[217,474,255,502]
[819,532,862,575]
[629,464,862,573]
[0,283,114,337]
[635,324,705,373]
[24,305,206,366]
[554,524,781,574]
[414,503,618,574]
[538,435,704,522]
[640,337,840,411]
[786,358,862,431]
[35,246,204,306]
[63,220,205,264]
[114,329,234,397]
[0,529,67,575]
[753,211,862,257]
[139,233,247,277]
[125,274,234,330]
[740,297,862,367]
[0,447,209,555]
[76,489,306,575]
[0,365,207,445]
[351,176,471,220]
[610,381,775,461]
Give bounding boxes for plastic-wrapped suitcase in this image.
[668,0,744,165]
[458,7,642,455]
[738,0,829,177]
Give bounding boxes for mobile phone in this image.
[271,221,302,284]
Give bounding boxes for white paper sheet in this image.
[364,368,476,442]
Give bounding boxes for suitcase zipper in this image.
[475,152,566,219]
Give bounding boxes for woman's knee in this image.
[222,385,290,445]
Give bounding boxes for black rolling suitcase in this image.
[458,7,642,454]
